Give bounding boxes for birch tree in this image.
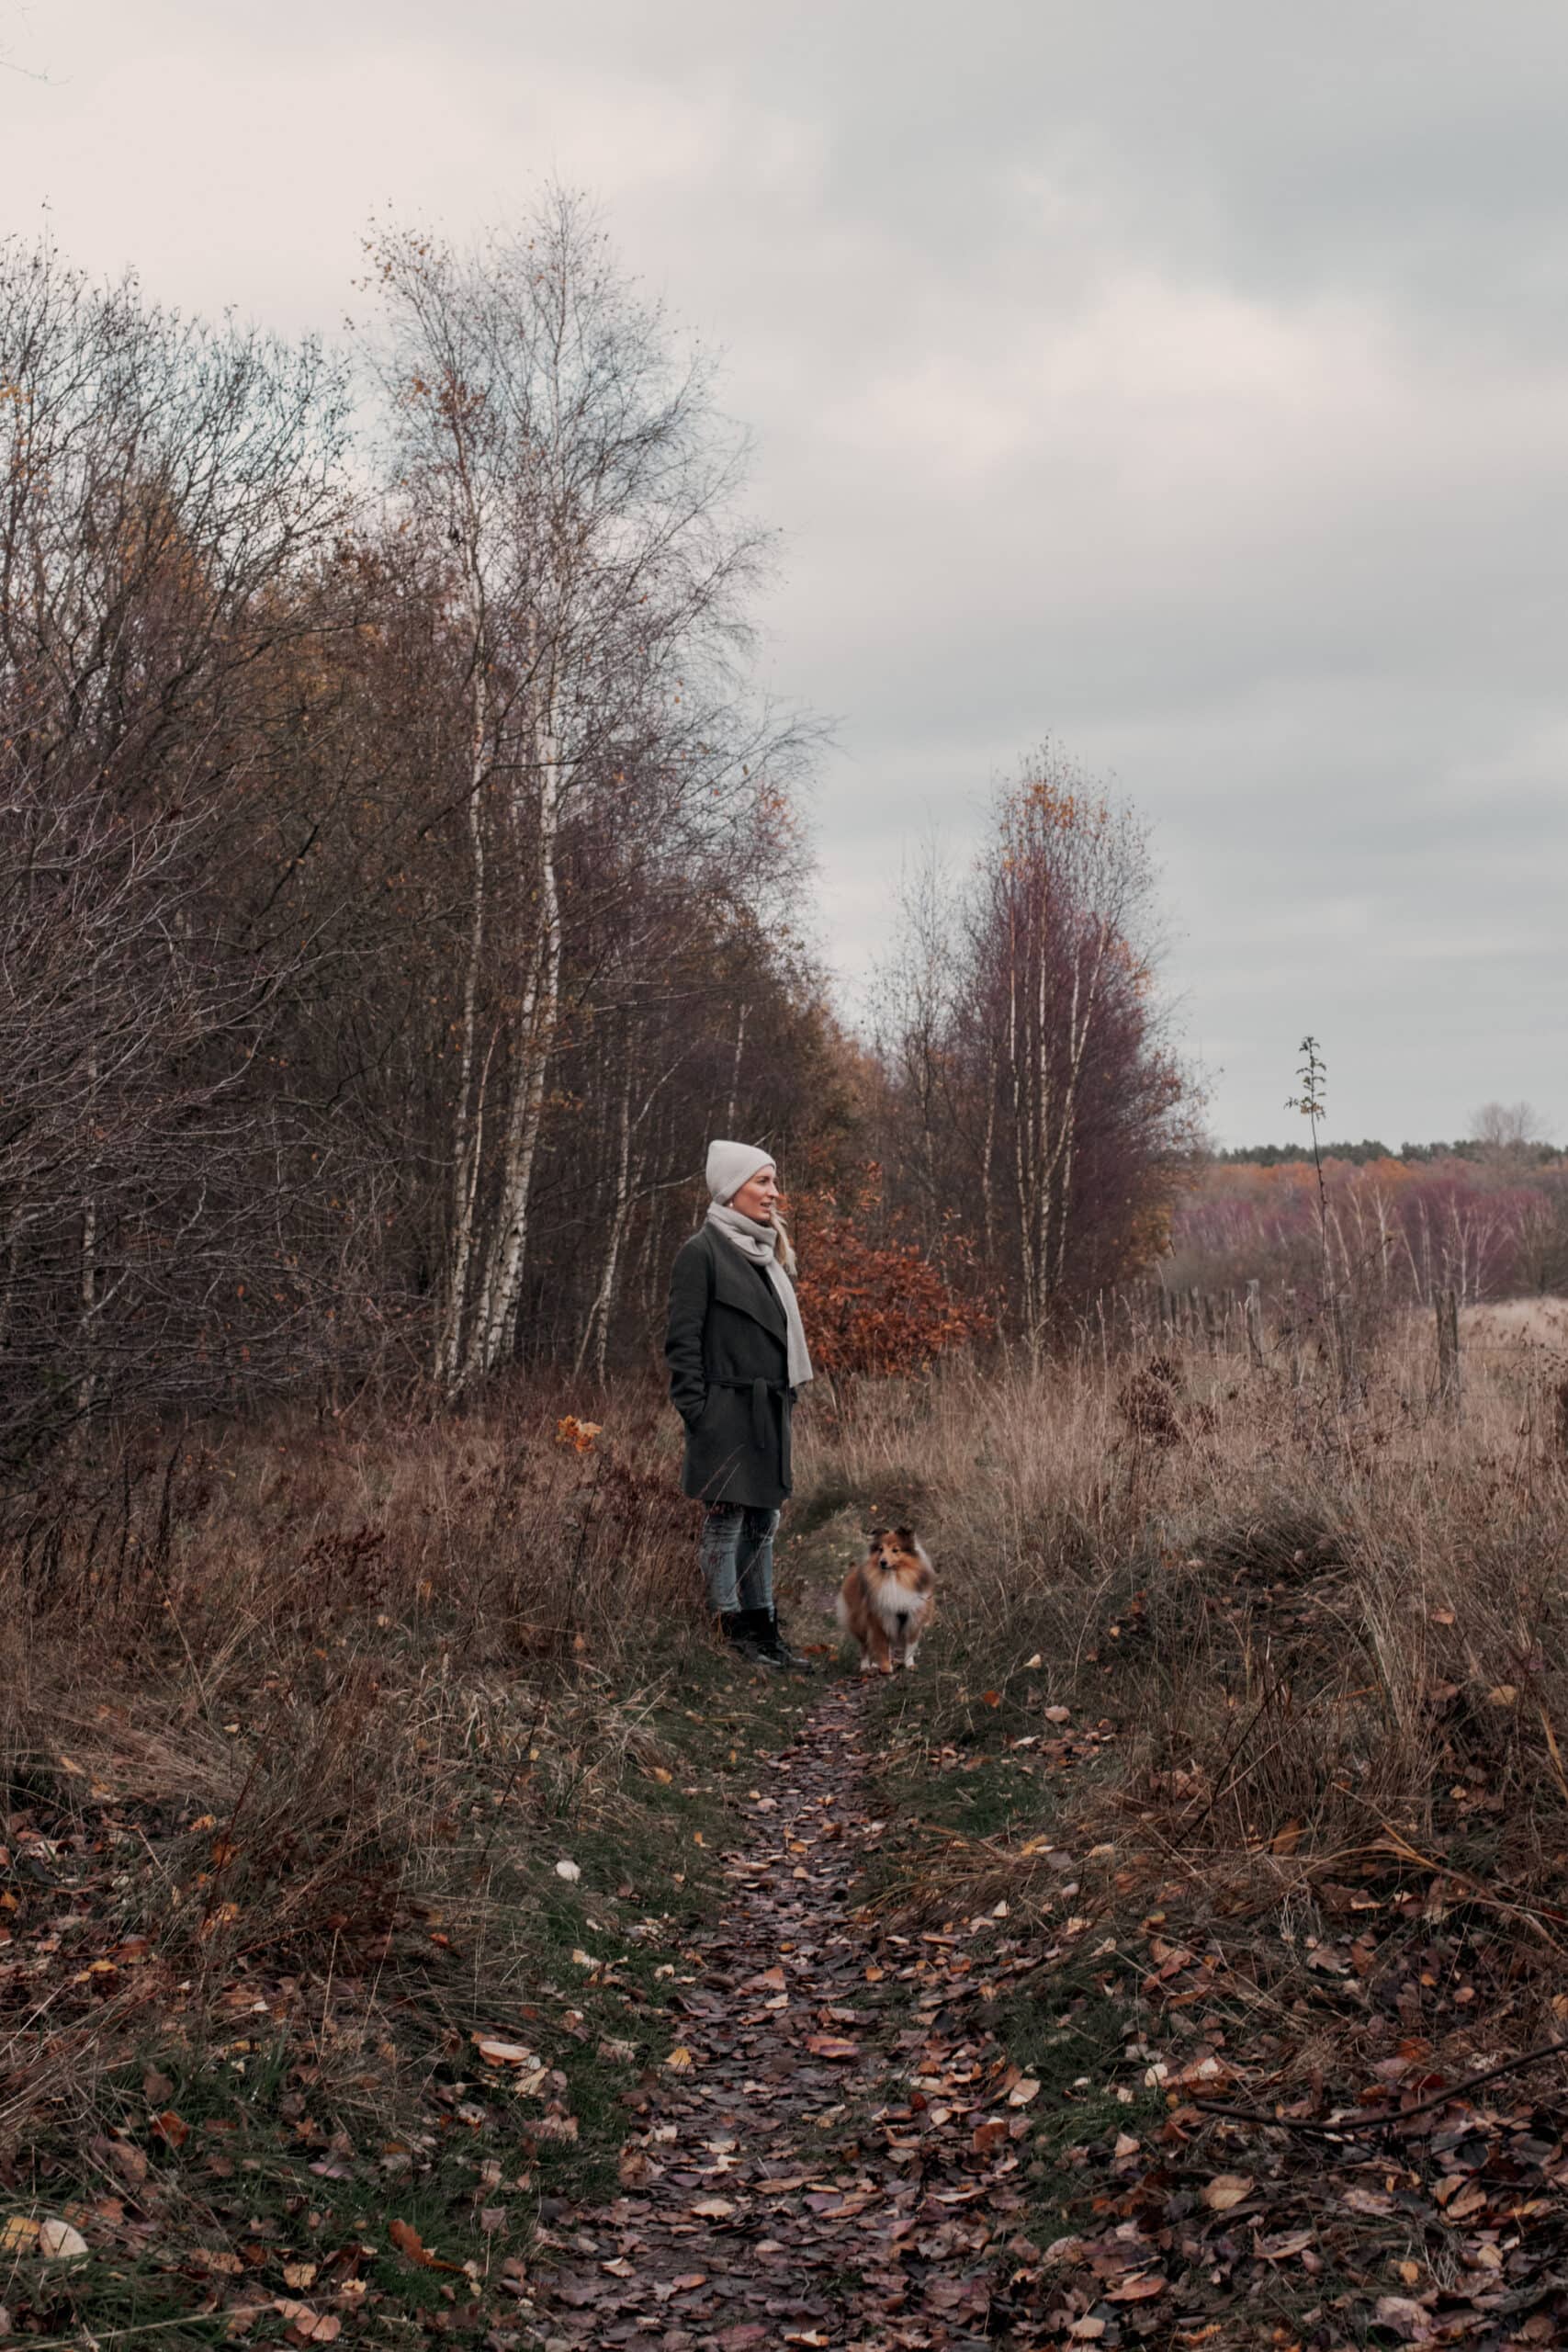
[370,193,777,1395]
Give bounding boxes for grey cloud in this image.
[3,0,1565,1141]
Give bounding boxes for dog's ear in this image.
[868,1527,888,1548]
[893,1525,915,1551]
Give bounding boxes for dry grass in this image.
[803,1305,1568,2089]
[6,1312,1568,2334]
[0,1384,817,2340]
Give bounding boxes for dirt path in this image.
[520,1682,1058,2352]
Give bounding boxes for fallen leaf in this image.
[105,2138,148,2185]
[36,2217,89,2262]
[474,2038,537,2067]
[1202,2173,1254,2211]
[273,2301,341,2346]
[690,2196,735,2218]
[389,2218,431,2267]
[1109,2272,1167,2302]
[805,2034,859,2061]
[555,1859,581,1882]
[1374,2296,1435,2342]
[1257,2228,1315,2259]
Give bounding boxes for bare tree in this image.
[0,239,355,1460]
[0,220,833,1459]
[369,193,789,1395]
[875,751,1192,1349]
[1471,1100,1551,1165]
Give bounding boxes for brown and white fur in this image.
[836,1527,936,1675]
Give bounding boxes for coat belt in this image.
[711,1376,790,1452]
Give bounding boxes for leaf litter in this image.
[518,1675,1568,2352]
[523,1683,1063,2348]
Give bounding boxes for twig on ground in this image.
[1197,2035,1568,2139]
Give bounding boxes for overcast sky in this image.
[5,0,1566,1144]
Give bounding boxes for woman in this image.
[665,1139,813,1670]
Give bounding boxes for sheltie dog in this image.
[836,1527,937,1675]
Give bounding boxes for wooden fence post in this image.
[1246,1278,1265,1369]
[1437,1287,1461,1407]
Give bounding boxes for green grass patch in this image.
[2,1626,816,2343]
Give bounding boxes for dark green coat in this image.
[665,1224,795,1508]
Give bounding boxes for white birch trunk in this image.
[462,698,564,1383]
[437,651,491,1392]
[574,1062,636,1382]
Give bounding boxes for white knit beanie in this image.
[705,1138,776,1204]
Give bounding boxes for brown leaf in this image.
[804,2033,859,2061]
[1341,2187,1394,2216]
[1108,2271,1167,2301]
[273,2303,341,2346]
[1257,2228,1314,2259]
[154,2109,190,2148]
[1201,2172,1253,2211]
[105,2138,148,2185]
[1374,2296,1435,2342]
[142,2065,175,2104]
[690,2195,735,2218]
[389,2218,430,2267]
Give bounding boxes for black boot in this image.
[718,1610,783,1668]
[752,1608,814,1672]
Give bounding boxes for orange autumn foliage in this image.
[792,1180,992,1379]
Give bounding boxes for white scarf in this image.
[705,1204,814,1391]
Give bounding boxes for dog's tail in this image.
[833,1587,852,1634]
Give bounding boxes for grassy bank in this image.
[0,1393,814,2345]
[805,1313,1568,2331]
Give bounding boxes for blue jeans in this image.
[700,1503,778,1614]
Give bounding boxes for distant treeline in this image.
[1216,1140,1564,1169]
